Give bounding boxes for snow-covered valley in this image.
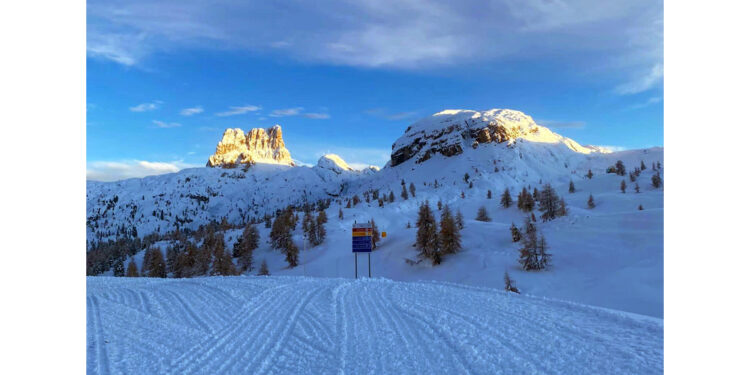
[86,108,664,373]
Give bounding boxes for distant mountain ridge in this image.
[87,108,662,243]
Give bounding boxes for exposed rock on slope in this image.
[390,109,595,167]
[207,125,293,167]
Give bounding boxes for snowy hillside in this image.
[87,276,663,374]
[87,108,664,318]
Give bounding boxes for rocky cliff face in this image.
[207,125,294,167]
[390,109,593,167]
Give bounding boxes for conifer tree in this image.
[586,169,593,179]
[338,208,344,220]
[264,216,272,228]
[234,223,259,272]
[270,211,292,250]
[406,221,411,229]
[615,160,626,176]
[620,180,627,193]
[126,258,139,277]
[504,271,519,293]
[641,160,647,170]
[510,223,522,242]
[352,195,361,206]
[113,259,125,276]
[409,182,416,197]
[464,173,470,183]
[284,240,299,268]
[302,211,313,234]
[439,207,461,255]
[487,190,492,199]
[416,201,440,264]
[518,218,539,271]
[346,200,351,208]
[651,172,662,188]
[475,206,491,222]
[638,204,644,210]
[388,191,395,202]
[469,181,473,189]
[629,172,636,182]
[378,199,384,207]
[569,180,576,193]
[461,191,465,199]
[557,198,568,217]
[533,187,540,201]
[196,242,212,275]
[318,210,327,223]
[401,184,409,200]
[312,211,327,246]
[455,210,464,229]
[437,200,442,210]
[635,183,641,193]
[538,234,550,269]
[538,184,561,221]
[258,259,270,276]
[587,194,595,209]
[144,247,166,278]
[500,188,513,208]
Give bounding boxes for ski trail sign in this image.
[352,223,373,252]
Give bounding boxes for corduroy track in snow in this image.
[87,276,663,375]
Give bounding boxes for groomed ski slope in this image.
[87,276,663,374]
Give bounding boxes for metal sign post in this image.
[352,222,373,278]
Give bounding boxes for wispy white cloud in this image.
[86,0,662,85]
[269,107,303,117]
[268,107,330,119]
[303,113,331,119]
[365,108,419,121]
[180,106,204,116]
[130,100,162,112]
[615,64,663,95]
[86,160,201,181]
[627,96,662,110]
[152,120,182,128]
[537,119,586,129]
[215,105,262,117]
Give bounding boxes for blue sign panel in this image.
[352,236,372,252]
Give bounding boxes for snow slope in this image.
[87,108,664,318]
[87,276,663,375]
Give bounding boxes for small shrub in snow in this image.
[475,206,491,222]
[504,271,519,294]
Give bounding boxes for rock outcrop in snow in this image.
[390,109,595,167]
[207,125,294,168]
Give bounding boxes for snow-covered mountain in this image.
[390,109,595,167]
[207,125,293,167]
[87,108,664,317]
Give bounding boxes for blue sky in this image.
[86,0,663,181]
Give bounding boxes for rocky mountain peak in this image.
[207,125,294,167]
[389,108,594,167]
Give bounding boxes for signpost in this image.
[352,222,373,278]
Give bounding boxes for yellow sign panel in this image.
[381,232,386,237]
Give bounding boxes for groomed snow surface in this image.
[87,276,663,374]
